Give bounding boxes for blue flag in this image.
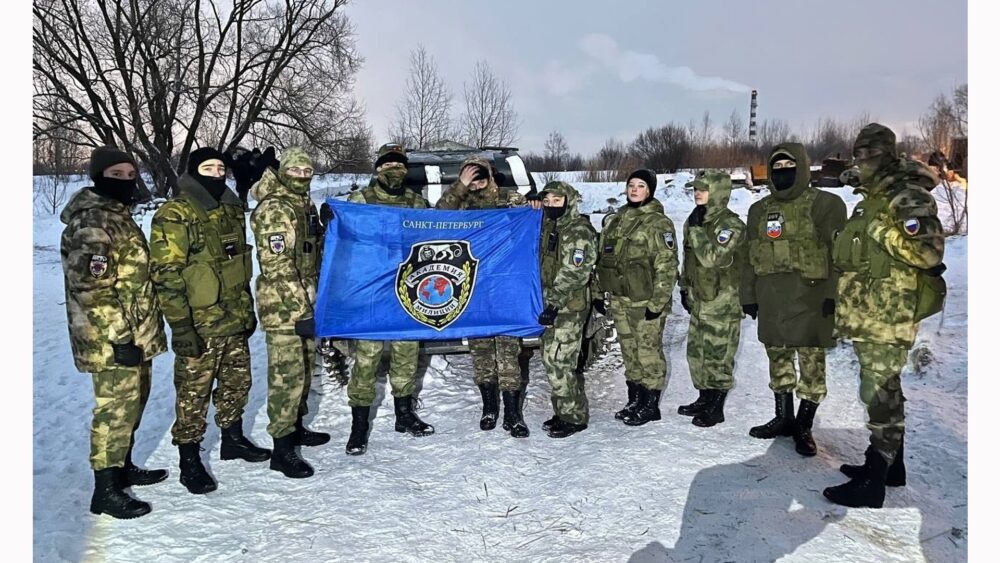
[315,200,545,340]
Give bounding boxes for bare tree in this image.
[34,128,85,214]
[919,94,961,155]
[723,109,746,147]
[544,130,569,169]
[583,138,638,182]
[388,45,453,150]
[630,123,691,172]
[459,60,519,148]
[33,0,365,197]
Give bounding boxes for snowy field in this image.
[33,177,967,562]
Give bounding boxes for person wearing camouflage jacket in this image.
[677,170,747,428]
[61,146,168,519]
[250,147,330,479]
[150,147,269,495]
[741,142,848,457]
[343,144,435,456]
[593,169,678,427]
[823,123,946,509]
[537,181,598,438]
[437,156,531,438]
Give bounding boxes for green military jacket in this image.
[834,158,945,347]
[250,167,322,332]
[540,182,598,314]
[348,181,430,209]
[60,188,167,372]
[595,198,678,312]
[680,173,747,318]
[150,174,255,338]
[436,157,527,210]
[741,143,847,348]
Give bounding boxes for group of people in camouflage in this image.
[59,121,945,521]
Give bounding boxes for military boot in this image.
[123,444,168,487]
[394,395,435,436]
[541,414,560,432]
[792,400,819,457]
[677,389,711,417]
[478,382,500,431]
[692,390,727,427]
[270,434,314,479]
[841,438,907,487]
[623,386,661,426]
[293,415,330,447]
[346,406,371,456]
[614,380,642,420]
[502,390,530,438]
[546,417,587,438]
[220,419,271,462]
[749,392,795,439]
[90,468,151,519]
[823,448,889,508]
[178,443,217,495]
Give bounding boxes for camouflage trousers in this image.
[541,310,589,425]
[470,336,522,391]
[686,313,740,391]
[265,331,315,439]
[171,335,252,445]
[348,340,419,407]
[765,346,828,404]
[90,362,152,470]
[611,302,668,390]
[855,341,908,464]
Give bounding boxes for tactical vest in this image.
[683,212,741,303]
[596,212,659,301]
[359,186,424,208]
[177,194,254,312]
[748,188,829,281]
[833,192,946,322]
[465,189,519,210]
[254,194,322,280]
[541,217,594,312]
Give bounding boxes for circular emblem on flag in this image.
[396,240,479,330]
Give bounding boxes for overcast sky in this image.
[346,0,967,155]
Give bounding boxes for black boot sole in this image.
[180,476,217,495]
[90,502,151,519]
[822,484,885,508]
[748,425,794,439]
[692,415,724,427]
[345,445,367,456]
[622,412,661,426]
[126,469,169,486]
[677,405,709,417]
[395,425,435,436]
[220,447,271,462]
[269,463,314,479]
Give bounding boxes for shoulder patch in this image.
[902,218,920,236]
[89,255,109,278]
[717,229,734,245]
[572,248,585,266]
[268,234,286,254]
[662,231,675,249]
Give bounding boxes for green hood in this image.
[60,187,126,224]
[768,142,811,201]
[540,181,581,223]
[685,170,732,215]
[176,173,241,210]
[869,156,939,195]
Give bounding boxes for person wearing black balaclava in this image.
[740,142,847,458]
[149,146,269,496]
[60,146,169,519]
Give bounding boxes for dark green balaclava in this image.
[853,123,897,186]
[374,143,408,195]
[278,147,314,195]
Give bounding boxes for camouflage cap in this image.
[539,180,580,209]
[853,123,897,157]
[278,147,313,175]
[374,143,407,168]
[684,171,710,191]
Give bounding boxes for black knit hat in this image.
[187,147,227,175]
[626,168,657,196]
[374,143,408,169]
[88,146,136,181]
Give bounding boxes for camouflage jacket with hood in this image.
[61,188,167,372]
[540,182,598,314]
[437,156,527,210]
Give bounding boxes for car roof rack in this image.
[479,146,519,152]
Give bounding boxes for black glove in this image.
[172,324,205,358]
[592,298,608,316]
[926,263,947,277]
[526,192,542,202]
[538,305,559,326]
[320,202,334,227]
[295,317,316,339]
[688,205,707,228]
[680,290,691,314]
[822,298,836,318]
[742,303,759,320]
[112,340,143,367]
[644,308,663,321]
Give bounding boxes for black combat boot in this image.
[841,438,907,487]
[541,414,560,432]
[293,415,330,447]
[692,390,728,427]
[394,395,435,436]
[478,382,500,431]
[90,468,151,519]
[547,417,588,438]
[614,380,642,420]
[123,443,168,486]
[749,392,795,439]
[220,419,271,462]
[623,386,662,426]
[677,389,711,417]
[270,434,314,478]
[502,390,530,438]
[823,448,889,508]
[178,443,217,495]
[793,400,819,457]
[346,406,371,456]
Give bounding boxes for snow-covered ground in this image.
[33,178,967,562]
